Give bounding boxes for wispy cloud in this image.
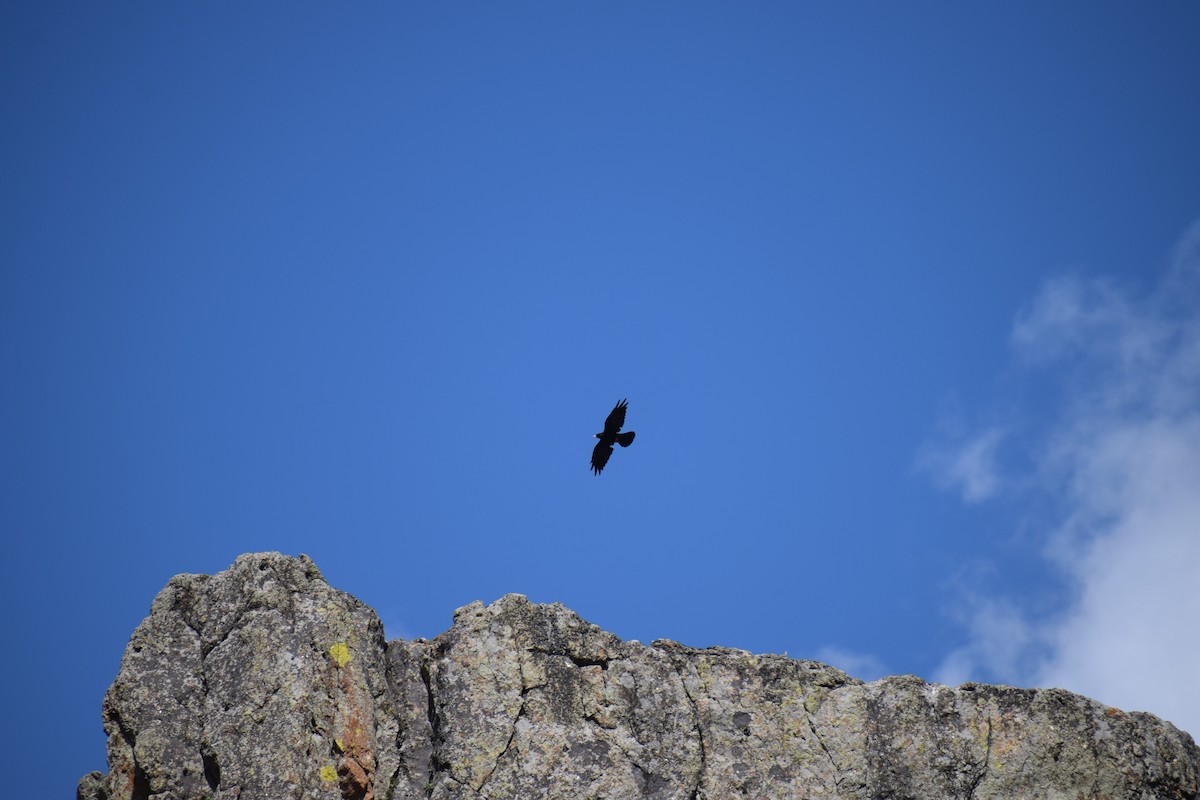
[918,426,1006,503]
[935,596,1039,687]
[928,222,1200,737]
[814,645,888,682]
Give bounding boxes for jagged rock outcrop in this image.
[80,552,1199,799]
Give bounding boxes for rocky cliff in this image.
[79,553,1198,800]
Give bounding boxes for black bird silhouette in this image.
[591,399,636,475]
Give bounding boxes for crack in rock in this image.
[805,705,844,792]
[967,716,993,799]
[475,690,529,795]
[419,658,449,786]
[665,655,707,800]
[82,554,1200,800]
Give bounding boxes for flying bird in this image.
[591,399,636,475]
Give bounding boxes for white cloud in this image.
[934,596,1039,687]
[814,645,888,682]
[918,426,1006,504]
[930,221,1200,738]
[1033,416,1200,734]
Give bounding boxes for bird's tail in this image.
[616,431,636,447]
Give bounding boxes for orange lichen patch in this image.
[117,762,136,796]
[1105,706,1123,717]
[337,755,372,800]
[336,705,372,767]
[324,641,377,800]
[990,732,1023,760]
[109,752,146,799]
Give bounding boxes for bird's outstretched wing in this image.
[591,441,614,475]
[603,399,628,435]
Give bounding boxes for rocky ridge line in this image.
[78,552,1199,799]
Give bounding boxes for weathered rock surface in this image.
[80,552,1199,799]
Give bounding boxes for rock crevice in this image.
[79,553,1199,800]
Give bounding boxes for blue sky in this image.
[3,4,1200,795]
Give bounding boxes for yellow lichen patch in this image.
[319,765,337,783]
[334,738,344,754]
[330,642,351,668]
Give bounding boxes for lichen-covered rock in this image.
[420,595,701,799]
[95,553,397,800]
[657,641,863,798]
[82,553,1199,800]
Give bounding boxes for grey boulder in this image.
[80,552,1199,800]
